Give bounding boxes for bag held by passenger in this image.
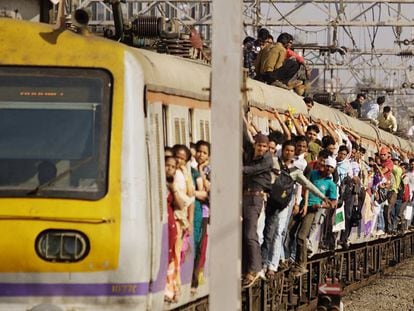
[269,160,296,208]
[333,203,346,232]
[397,175,410,203]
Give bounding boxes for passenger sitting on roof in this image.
[254,30,274,81]
[256,27,272,50]
[304,97,314,114]
[243,36,258,79]
[285,38,310,94]
[375,106,398,133]
[361,96,385,121]
[256,32,300,86]
[349,93,366,118]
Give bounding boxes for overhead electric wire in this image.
[267,0,327,34]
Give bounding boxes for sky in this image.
[243,1,414,128]
[244,2,414,97]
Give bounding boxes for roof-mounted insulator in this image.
[398,50,413,58]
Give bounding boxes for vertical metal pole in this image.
[210,0,243,310]
[254,0,261,36]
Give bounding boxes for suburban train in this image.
[0,17,413,311]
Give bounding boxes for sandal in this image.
[278,259,293,271]
[242,272,260,288]
[265,269,276,280]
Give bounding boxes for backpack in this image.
[269,160,296,209]
[337,175,353,207]
[350,183,365,227]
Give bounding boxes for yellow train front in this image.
[0,18,165,310]
[3,13,414,311]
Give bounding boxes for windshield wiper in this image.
[27,156,95,196]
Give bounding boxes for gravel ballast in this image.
[342,257,414,311]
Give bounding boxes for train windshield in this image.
[0,67,112,200]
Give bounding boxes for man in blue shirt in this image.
[289,157,338,276]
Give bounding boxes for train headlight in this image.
[35,230,90,262]
[43,234,61,257]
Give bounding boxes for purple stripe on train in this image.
[0,282,149,296]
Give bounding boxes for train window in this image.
[0,67,112,200]
[170,106,189,145]
[180,118,186,145]
[200,120,205,140]
[205,120,210,142]
[198,119,210,142]
[174,118,181,144]
[173,117,188,145]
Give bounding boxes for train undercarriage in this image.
[174,231,414,311]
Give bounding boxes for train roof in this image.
[132,48,414,151]
[129,48,210,101]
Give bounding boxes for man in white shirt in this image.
[406,159,414,201]
[407,159,414,227]
[361,96,385,121]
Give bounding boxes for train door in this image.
[146,101,168,309]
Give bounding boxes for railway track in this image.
[173,231,414,311]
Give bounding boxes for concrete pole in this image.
[210,0,243,310]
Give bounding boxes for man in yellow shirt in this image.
[261,36,288,75]
[254,34,274,80]
[256,32,301,86]
[376,106,398,133]
[386,154,403,234]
